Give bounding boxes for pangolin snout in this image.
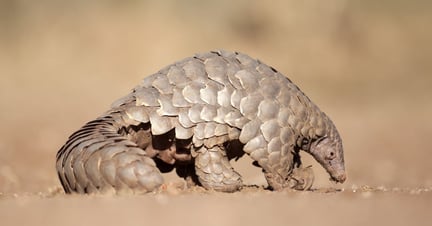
[331,172,346,183]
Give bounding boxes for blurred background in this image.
[0,0,431,194]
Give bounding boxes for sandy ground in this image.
[1,187,432,226]
[1,1,432,225]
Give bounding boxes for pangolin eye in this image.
[327,151,335,160]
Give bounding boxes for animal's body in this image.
[56,50,346,194]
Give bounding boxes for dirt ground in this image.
[1,1,431,225]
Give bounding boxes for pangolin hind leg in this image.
[194,145,243,192]
[175,163,200,187]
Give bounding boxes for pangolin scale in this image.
[56,50,346,194]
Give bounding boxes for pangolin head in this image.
[307,120,346,184]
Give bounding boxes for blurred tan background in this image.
[1,0,431,195]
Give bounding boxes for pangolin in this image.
[56,50,346,194]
